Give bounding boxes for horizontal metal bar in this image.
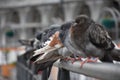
[0,0,97,9]
[0,0,60,9]
[54,60,120,80]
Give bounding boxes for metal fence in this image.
[16,52,120,80]
[54,60,120,80]
[17,55,40,80]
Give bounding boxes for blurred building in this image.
[0,0,120,47]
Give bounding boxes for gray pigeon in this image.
[59,15,120,63]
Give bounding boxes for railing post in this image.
[41,65,52,80]
[41,69,48,80]
[58,68,70,80]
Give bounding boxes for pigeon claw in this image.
[64,56,82,64]
[80,57,98,68]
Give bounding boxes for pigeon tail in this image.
[34,60,55,71]
[112,41,120,50]
[31,50,63,70]
[34,50,63,64]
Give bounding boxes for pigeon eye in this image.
[79,19,85,24]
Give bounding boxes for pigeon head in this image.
[69,15,94,42]
[70,15,94,34]
[18,39,35,47]
[75,15,90,24]
[73,15,93,27]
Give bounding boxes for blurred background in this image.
[0,0,120,80]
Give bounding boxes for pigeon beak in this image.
[72,22,77,27]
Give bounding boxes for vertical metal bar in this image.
[58,68,70,80]
[41,65,52,80]
[41,69,48,80]
[60,0,65,20]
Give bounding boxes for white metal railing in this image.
[54,60,120,80]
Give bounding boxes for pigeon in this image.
[30,25,66,70]
[59,15,120,63]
